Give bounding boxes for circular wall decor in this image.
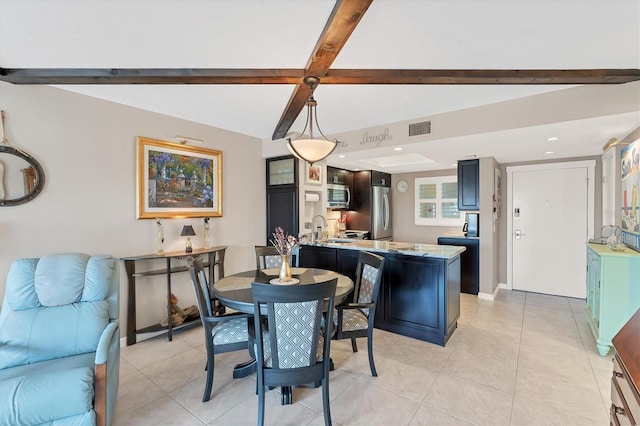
[396,180,409,193]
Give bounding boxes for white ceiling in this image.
[1,0,639,172]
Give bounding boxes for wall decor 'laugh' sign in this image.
[136,136,222,219]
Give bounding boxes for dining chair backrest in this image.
[190,257,215,317]
[255,245,300,270]
[352,251,385,311]
[251,279,336,370]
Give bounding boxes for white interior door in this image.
[510,165,589,298]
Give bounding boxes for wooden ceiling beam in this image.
[272,0,374,140]
[323,69,640,84]
[0,68,306,84]
[2,67,638,85]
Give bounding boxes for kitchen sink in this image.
[323,238,357,243]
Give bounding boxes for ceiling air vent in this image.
[408,120,431,137]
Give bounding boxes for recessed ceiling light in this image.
[545,151,554,155]
[394,147,403,151]
[338,155,346,158]
[547,137,559,141]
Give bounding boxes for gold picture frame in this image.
[136,136,222,219]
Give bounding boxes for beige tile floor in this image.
[114,291,613,425]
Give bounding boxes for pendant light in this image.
[287,76,337,165]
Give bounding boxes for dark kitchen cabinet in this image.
[327,166,353,186]
[300,245,360,283]
[267,155,297,188]
[266,156,298,244]
[299,245,337,270]
[457,159,479,211]
[371,170,391,187]
[437,237,479,295]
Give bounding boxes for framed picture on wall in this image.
[136,136,222,219]
[306,163,322,185]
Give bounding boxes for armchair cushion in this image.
[0,366,95,425]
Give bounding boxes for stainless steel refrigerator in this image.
[350,171,392,240]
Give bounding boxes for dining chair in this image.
[188,257,251,402]
[251,278,337,426]
[332,250,385,377]
[254,245,299,269]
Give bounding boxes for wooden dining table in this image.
[212,267,354,404]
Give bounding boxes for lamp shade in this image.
[287,137,337,165]
[180,225,196,236]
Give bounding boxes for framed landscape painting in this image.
[136,136,222,219]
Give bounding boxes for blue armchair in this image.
[0,253,120,426]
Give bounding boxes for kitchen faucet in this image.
[311,214,328,243]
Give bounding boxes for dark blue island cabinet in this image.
[299,245,461,346]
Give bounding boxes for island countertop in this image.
[301,239,465,259]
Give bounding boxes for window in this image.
[415,176,464,226]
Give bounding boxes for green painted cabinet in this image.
[586,244,640,356]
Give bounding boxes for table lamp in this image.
[180,225,196,253]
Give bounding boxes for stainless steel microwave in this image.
[327,183,350,209]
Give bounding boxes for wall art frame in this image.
[136,136,222,219]
[306,163,322,185]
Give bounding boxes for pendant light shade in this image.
[286,76,337,165]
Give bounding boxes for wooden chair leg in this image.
[203,354,214,402]
[351,338,358,352]
[322,377,332,426]
[257,384,265,426]
[367,332,377,377]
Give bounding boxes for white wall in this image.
[391,169,462,243]
[0,82,266,338]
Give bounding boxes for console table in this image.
[122,246,227,346]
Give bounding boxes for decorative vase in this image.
[203,219,210,249]
[156,219,164,255]
[279,255,292,282]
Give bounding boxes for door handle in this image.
[383,193,390,230]
[515,229,526,239]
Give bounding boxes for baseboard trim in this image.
[478,284,501,301]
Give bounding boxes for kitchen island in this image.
[299,239,465,346]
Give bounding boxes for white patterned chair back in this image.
[251,279,337,370]
[255,245,299,270]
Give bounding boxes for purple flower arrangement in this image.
[270,226,298,256]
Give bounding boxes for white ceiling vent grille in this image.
[409,120,431,137]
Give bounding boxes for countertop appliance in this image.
[342,230,368,239]
[463,213,479,237]
[350,170,392,240]
[327,183,351,209]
